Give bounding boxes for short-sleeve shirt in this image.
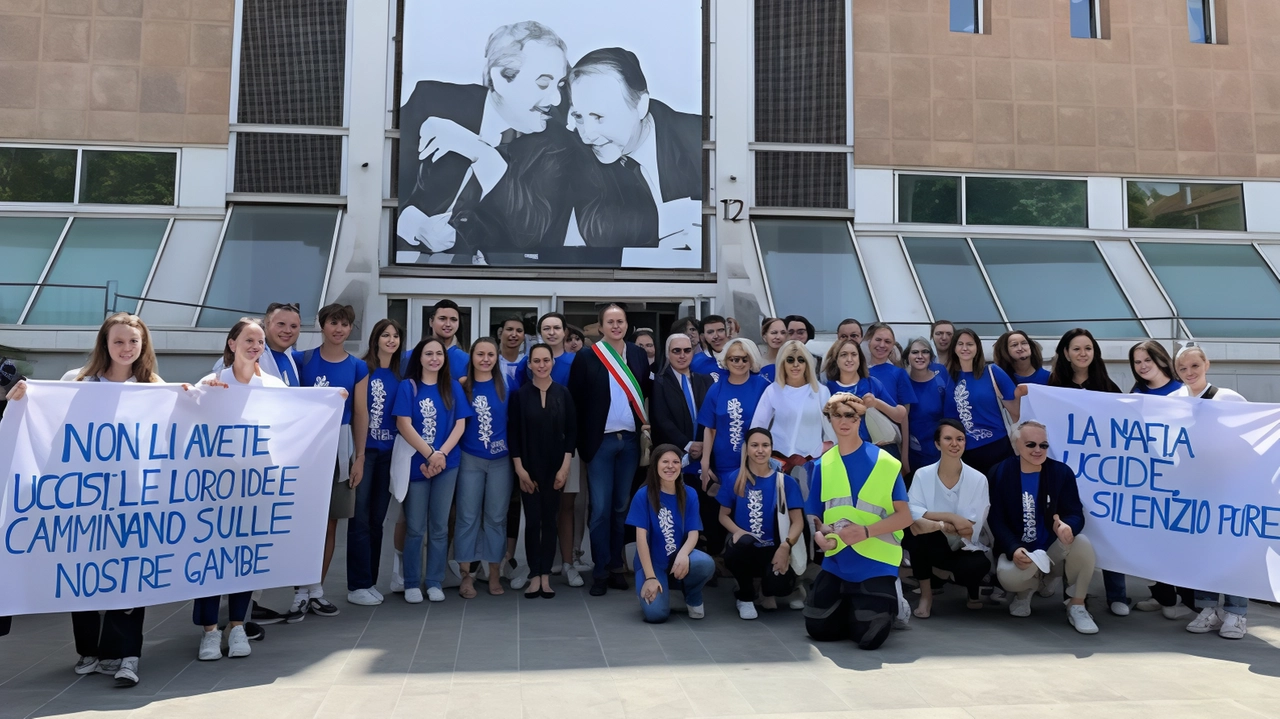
[825,376,892,443]
[1132,380,1183,396]
[366,366,401,452]
[626,485,702,572]
[1014,367,1051,385]
[804,443,908,582]
[459,378,510,459]
[696,374,771,473]
[945,365,1017,448]
[391,379,473,479]
[716,473,803,546]
[868,363,917,406]
[908,371,951,465]
[690,351,723,383]
[295,350,369,425]
[1020,471,1048,551]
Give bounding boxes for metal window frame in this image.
[1128,238,1195,341]
[748,220,776,318]
[1121,178,1247,232]
[15,216,73,325]
[893,170,963,225]
[897,234,1007,334]
[961,172,1090,228]
[192,205,236,327]
[317,209,344,307]
[134,217,176,315]
[1,143,179,208]
[847,222,881,322]
[1089,238,1151,338]
[965,236,1012,332]
[748,218,876,331]
[1134,238,1280,340]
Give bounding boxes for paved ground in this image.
[2,562,1279,719]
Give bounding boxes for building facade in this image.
[1,0,1278,396]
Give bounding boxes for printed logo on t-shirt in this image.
[369,378,392,441]
[658,506,677,556]
[473,395,505,455]
[1021,490,1037,544]
[710,370,721,383]
[954,380,993,441]
[314,375,330,388]
[727,398,745,452]
[747,488,764,538]
[419,396,437,446]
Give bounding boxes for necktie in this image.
[681,374,696,426]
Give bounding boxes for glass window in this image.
[972,239,1145,338]
[1187,0,1210,43]
[965,177,1087,227]
[79,151,177,205]
[899,175,960,224]
[0,217,66,323]
[25,218,168,326]
[1070,0,1097,38]
[950,0,978,32]
[754,220,875,332]
[0,147,77,203]
[1139,243,1280,337]
[197,206,340,329]
[903,237,1005,336]
[1127,181,1244,231]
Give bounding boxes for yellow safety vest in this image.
[819,445,904,569]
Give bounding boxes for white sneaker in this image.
[391,551,405,593]
[404,588,423,604]
[1134,598,1162,612]
[1219,613,1247,639]
[427,587,446,602]
[74,656,99,675]
[509,566,530,590]
[686,603,705,619]
[1187,607,1223,634]
[1110,601,1130,617]
[563,563,584,587]
[1009,590,1033,617]
[368,587,384,602]
[989,587,1007,602]
[1162,601,1193,620]
[198,629,222,661]
[347,588,382,606]
[736,600,758,620]
[1068,604,1099,634]
[789,585,807,610]
[227,625,251,658]
[448,559,462,579]
[96,659,121,675]
[113,657,139,687]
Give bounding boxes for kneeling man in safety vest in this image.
[804,392,913,650]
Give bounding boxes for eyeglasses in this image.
[726,355,749,364]
[670,347,693,355]
[909,349,931,356]
[783,355,803,365]
[1023,442,1050,450]
[827,412,861,421]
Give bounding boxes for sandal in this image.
[459,576,477,599]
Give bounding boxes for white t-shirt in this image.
[750,382,834,458]
[60,368,137,383]
[1170,384,1246,402]
[197,366,287,388]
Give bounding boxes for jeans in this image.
[1103,570,1129,605]
[1195,591,1247,616]
[347,447,393,591]
[634,549,714,623]
[192,592,252,627]
[403,467,459,590]
[455,453,514,565]
[587,431,640,579]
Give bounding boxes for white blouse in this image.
[750,382,833,459]
[908,462,991,552]
[197,366,287,388]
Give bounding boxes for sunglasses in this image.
[784,355,804,364]
[670,347,693,355]
[1024,442,1050,450]
[726,355,749,364]
[827,411,861,421]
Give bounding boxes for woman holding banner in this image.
[5,312,162,686]
[1171,345,1250,640]
[190,318,287,661]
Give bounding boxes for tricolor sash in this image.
[593,341,648,424]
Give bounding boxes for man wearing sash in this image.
[568,303,653,596]
[804,393,913,650]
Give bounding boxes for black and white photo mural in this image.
[396,0,703,269]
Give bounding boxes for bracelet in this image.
[644,575,656,582]
[427,447,436,458]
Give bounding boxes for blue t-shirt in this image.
[825,376,892,443]
[295,349,369,425]
[625,485,702,572]
[868,363,917,406]
[1020,471,1048,551]
[696,374,772,473]
[401,345,470,377]
[365,366,401,452]
[945,365,1017,449]
[690,351,723,383]
[510,350,574,390]
[1014,367,1051,385]
[269,349,299,387]
[1132,380,1183,396]
[804,444,908,582]
[907,371,951,466]
[760,364,776,383]
[459,378,510,459]
[391,378,474,479]
[716,473,803,546]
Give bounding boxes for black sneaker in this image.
[243,622,265,641]
[284,595,307,624]
[308,597,341,617]
[607,573,629,591]
[250,602,286,625]
[589,578,608,596]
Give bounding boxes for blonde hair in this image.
[774,340,821,392]
[77,312,161,383]
[721,337,762,373]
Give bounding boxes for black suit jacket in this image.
[399,81,488,220]
[651,366,712,450]
[567,342,653,462]
[986,456,1086,561]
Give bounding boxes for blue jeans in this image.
[1195,591,1247,616]
[587,431,640,579]
[634,549,715,623]
[455,453,513,565]
[403,467,458,590]
[347,447,393,591]
[1103,570,1128,605]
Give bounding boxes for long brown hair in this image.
[735,427,774,497]
[645,443,687,519]
[465,337,506,403]
[947,328,987,381]
[822,338,868,384]
[222,317,264,368]
[404,335,454,410]
[362,318,404,380]
[992,330,1043,379]
[1128,340,1175,388]
[77,312,161,383]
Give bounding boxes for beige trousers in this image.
[996,533,1096,599]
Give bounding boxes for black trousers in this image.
[72,608,145,659]
[722,534,796,602]
[521,471,562,577]
[803,570,898,650]
[902,530,990,600]
[693,473,726,557]
[0,616,10,637]
[1151,582,1197,608]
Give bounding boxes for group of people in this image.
[1,305,1254,687]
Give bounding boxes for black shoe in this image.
[607,573,628,591]
[243,622,265,641]
[308,597,341,617]
[250,602,286,625]
[541,589,556,599]
[589,578,608,596]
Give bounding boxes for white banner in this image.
[1021,385,1280,602]
[0,381,344,615]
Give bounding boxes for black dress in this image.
[509,381,577,576]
